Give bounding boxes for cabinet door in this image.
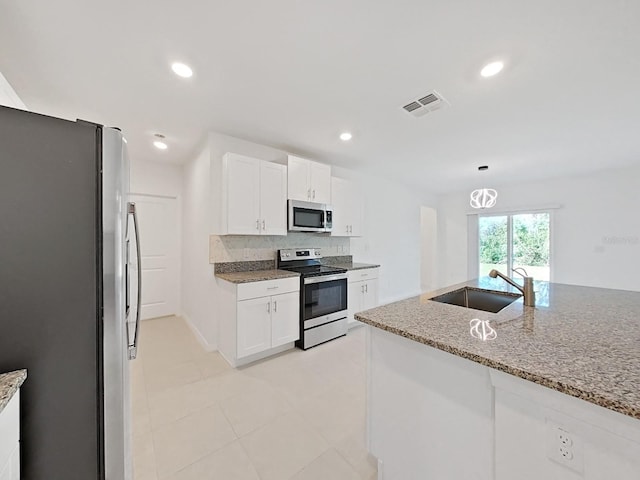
[330,177,350,237]
[226,154,261,235]
[309,161,331,203]
[260,162,287,235]
[270,291,300,347]
[347,280,364,325]
[237,297,272,358]
[287,155,310,201]
[348,184,364,237]
[362,278,379,310]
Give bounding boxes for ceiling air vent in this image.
[402,90,449,118]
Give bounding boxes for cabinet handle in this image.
[262,219,266,230]
[273,300,277,312]
[365,284,368,293]
[256,219,260,230]
[349,225,352,234]
[307,188,311,200]
[267,301,270,313]
[346,225,349,233]
[313,189,316,199]
[361,285,364,294]
[267,286,279,290]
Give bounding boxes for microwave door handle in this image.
[126,202,142,360]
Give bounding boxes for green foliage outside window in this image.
[479,213,549,267]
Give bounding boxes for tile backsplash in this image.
[209,233,350,263]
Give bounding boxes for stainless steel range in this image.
[277,248,348,349]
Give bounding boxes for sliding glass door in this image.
[478,212,551,281]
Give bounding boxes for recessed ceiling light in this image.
[339,132,352,141]
[153,138,168,150]
[480,61,504,78]
[171,62,193,78]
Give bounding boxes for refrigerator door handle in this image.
[125,239,130,317]
[127,202,142,360]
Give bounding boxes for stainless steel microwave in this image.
[288,200,332,233]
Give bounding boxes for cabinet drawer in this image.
[348,268,379,282]
[237,277,299,300]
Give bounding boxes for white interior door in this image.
[129,195,180,320]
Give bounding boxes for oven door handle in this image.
[303,273,348,285]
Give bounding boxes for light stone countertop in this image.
[0,369,27,414]
[215,269,300,284]
[355,278,640,419]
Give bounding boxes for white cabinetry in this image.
[221,153,287,235]
[0,392,20,480]
[330,177,363,237]
[218,277,300,367]
[347,268,379,328]
[287,155,331,203]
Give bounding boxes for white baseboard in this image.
[180,313,217,352]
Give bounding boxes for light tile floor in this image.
[132,316,377,480]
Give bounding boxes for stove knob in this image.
[286,253,291,257]
[314,250,320,255]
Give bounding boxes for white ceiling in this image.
[1,0,639,193]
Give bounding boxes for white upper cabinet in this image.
[287,155,331,204]
[287,155,311,202]
[330,177,363,237]
[259,161,288,235]
[309,161,331,203]
[226,154,261,235]
[221,153,287,236]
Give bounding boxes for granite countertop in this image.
[0,369,27,414]
[215,269,300,284]
[355,278,640,419]
[333,262,380,271]
[321,256,380,271]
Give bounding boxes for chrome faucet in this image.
[489,268,536,307]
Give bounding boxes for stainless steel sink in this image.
[429,287,521,313]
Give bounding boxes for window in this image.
[478,212,551,281]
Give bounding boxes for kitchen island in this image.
[355,279,640,480]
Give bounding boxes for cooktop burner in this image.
[276,248,347,277]
[280,264,347,277]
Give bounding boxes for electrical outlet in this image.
[546,420,583,473]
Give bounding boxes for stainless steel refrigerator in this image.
[0,105,141,479]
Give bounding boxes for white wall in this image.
[332,166,436,304]
[436,164,640,292]
[420,207,438,293]
[0,72,27,110]
[181,132,437,349]
[181,146,216,348]
[130,159,182,198]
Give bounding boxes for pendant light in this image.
[470,166,498,209]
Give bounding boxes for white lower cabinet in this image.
[237,291,299,358]
[347,268,379,328]
[0,391,20,480]
[269,291,300,347]
[218,276,300,367]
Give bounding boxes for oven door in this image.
[302,274,348,328]
[288,200,327,232]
